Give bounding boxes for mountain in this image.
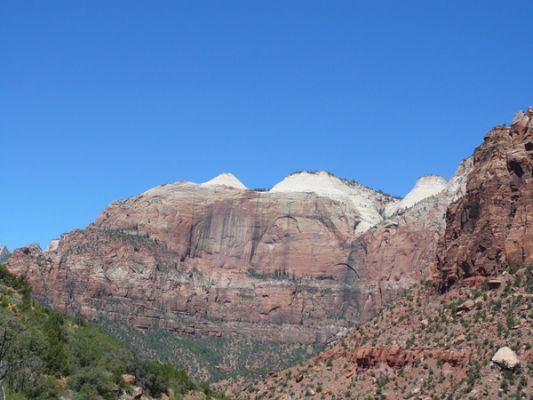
[435,106,533,290]
[384,175,448,217]
[8,107,530,385]
[201,172,248,190]
[6,165,465,380]
[269,170,397,234]
[231,108,533,398]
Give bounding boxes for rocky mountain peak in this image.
[384,174,447,217]
[511,106,533,127]
[435,106,533,289]
[44,239,60,252]
[200,172,247,190]
[406,174,447,199]
[416,174,448,185]
[270,170,395,234]
[444,157,474,201]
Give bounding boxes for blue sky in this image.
[1,1,532,250]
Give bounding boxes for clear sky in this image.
[1,1,532,250]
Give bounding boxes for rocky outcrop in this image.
[345,160,472,311]
[200,172,247,190]
[492,347,520,369]
[0,245,10,263]
[384,175,448,217]
[270,171,397,234]
[7,167,469,344]
[44,239,59,253]
[316,345,463,371]
[435,107,533,289]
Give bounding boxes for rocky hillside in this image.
[435,107,533,290]
[232,107,533,399]
[234,265,532,400]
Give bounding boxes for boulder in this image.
[131,386,143,399]
[454,334,466,345]
[492,347,520,369]
[457,299,475,312]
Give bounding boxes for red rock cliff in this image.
[435,107,533,289]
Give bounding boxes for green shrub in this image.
[21,375,61,400]
[134,359,196,396]
[68,367,115,399]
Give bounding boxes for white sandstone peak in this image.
[201,173,247,190]
[385,175,447,217]
[413,174,448,190]
[270,171,352,195]
[445,157,473,201]
[45,239,60,253]
[270,171,388,234]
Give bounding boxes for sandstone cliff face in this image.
[7,168,467,344]
[435,108,533,290]
[346,159,472,311]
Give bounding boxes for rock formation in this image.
[384,175,448,217]
[492,347,520,369]
[0,245,10,263]
[270,171,394,234]
[6,167,466,344]
[435,107,533,290]
[200,172,248,190]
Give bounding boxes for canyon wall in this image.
[435,107,533,289]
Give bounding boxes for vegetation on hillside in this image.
[236,265,533,399]
[97,318,322,383]
[0,264,229,400]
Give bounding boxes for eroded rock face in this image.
[345,159,473,310]
[435,108,533,290]
[384,175,448,217]
[316,345,463,371]
[7,167,468,344]
[8,186,361,342]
